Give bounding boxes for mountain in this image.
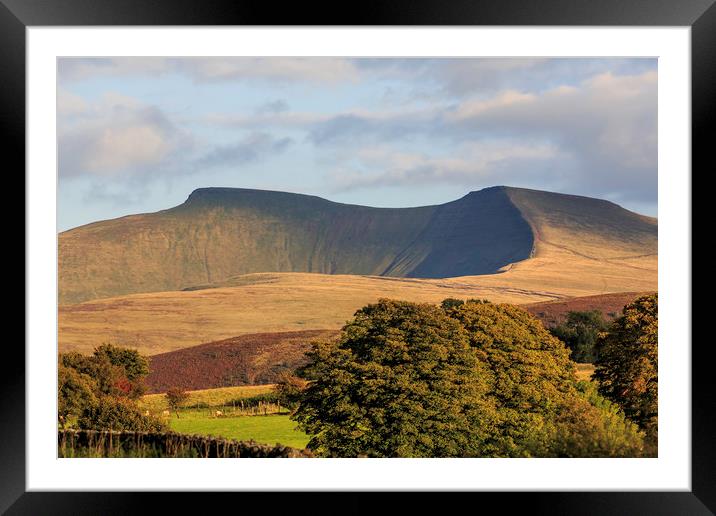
[58,186,657,305]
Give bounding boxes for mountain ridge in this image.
[58,186,657,304]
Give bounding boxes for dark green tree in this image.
[292,299,496,457]
[550,310,609,362]
[594,294,658,452]
[440,298,465,310]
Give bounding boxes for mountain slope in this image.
[58,186,656,304]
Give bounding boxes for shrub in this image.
[58,364,97,426]
[78,396,165,432]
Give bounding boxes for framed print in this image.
[6,0,712,513]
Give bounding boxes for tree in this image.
[165,388,190,418]
[550,381,644,457]
[550,310,609,363]
[93,344,150,399]
[59,345,151,400]
[58,364,97,427]
[440,298,465,310]
[59,345,155,431]
[444,300,576,457]
[292,299,496,457]
[593,294,658,452]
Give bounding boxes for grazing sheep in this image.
[215,410,223,417]
[161,410,170,417]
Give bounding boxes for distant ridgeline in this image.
[59,186,657,304]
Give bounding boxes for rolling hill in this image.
[144,329,338,393]
[58,186,656,305]
[58,272,657,356]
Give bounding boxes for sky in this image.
[57,57,657,231]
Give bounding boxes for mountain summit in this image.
[58,186,657,304]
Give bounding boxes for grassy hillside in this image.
[58,269,657,356]
[58,185,656,304]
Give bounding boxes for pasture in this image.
[139,384,309,449]
[166,412,309,450]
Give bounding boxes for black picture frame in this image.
[5,0,710,513]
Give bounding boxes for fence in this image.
[58,429,312,458]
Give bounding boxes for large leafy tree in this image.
[594,294,658,450]
[292,299,496,457]
[445,301,577,457]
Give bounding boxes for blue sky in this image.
[57,57,657,231]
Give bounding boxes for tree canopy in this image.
[444,301,576,456]
[292,299,496,457]
[594,293,658,451]
[58,344,160,431]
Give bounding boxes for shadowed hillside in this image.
[60,186,541,303]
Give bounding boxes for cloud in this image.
[195,133,293,170]
[255,99,289,115]
[330,142,562,191]
[58,57,361,84]
[311,70,656,204]
[58,93,194,178]
[445,70,658,195]
[57,58,657,218]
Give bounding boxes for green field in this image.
[139,384,276,412]
[166,411,309,449]
[138,385,310,449]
